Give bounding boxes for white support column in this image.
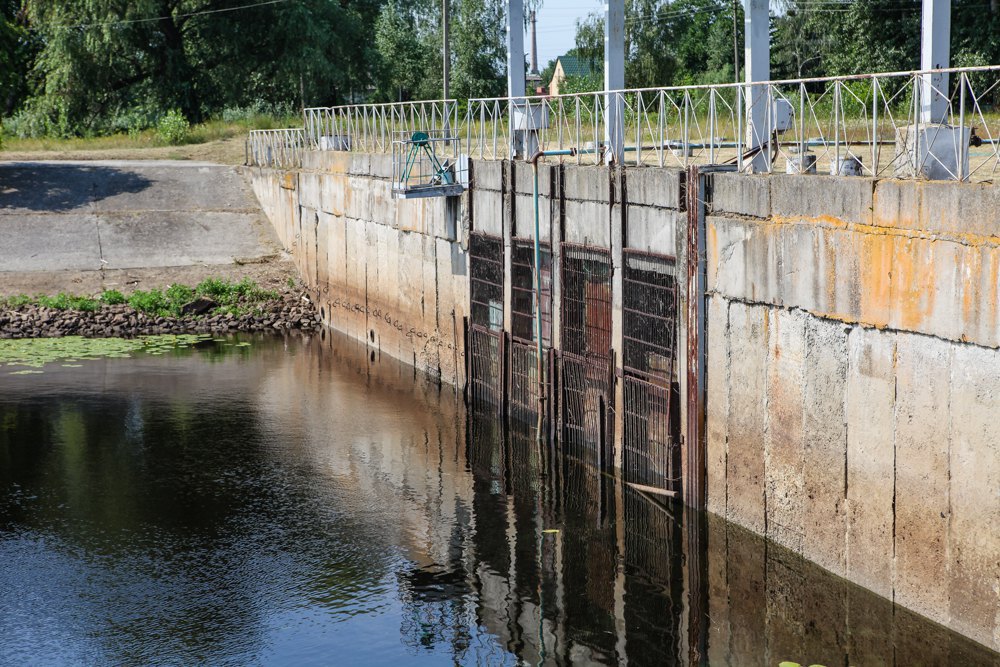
[507,0,526,99]
[604,0,625,164]
[744,0,769,172]
[921,0,951,123]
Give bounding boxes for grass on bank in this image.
[0,111,301,156]
[2,278,280,319]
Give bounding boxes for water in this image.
[0,332,995,666]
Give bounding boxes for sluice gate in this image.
[465,162,691,503]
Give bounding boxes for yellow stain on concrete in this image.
[732,211,1000,347]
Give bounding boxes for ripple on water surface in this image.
[0,332,996,666]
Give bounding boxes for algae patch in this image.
[0,334,231,373]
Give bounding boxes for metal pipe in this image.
[528,148,576,440]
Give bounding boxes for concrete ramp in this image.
[0,160,288,294]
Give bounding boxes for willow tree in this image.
[16,0,380,136]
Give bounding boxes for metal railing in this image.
[303,100,459,154]
[246,128,305,169]
[252,66,1000,181]
[462,65,1000,181]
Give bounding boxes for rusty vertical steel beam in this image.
[684,165,707,510]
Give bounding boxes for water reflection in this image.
[0,333,995,666]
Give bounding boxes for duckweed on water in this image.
[0,334,236,372]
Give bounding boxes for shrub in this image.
[36,292,98,311]
[127,289,170,316]
[157,110,190,145]
[5,294,32,308]
[100,289,127,305]
[165,284,195,309]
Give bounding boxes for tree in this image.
[450,0,506,99]
[0,0,33,117]
[12,0,381,137]
[570,0,739,89]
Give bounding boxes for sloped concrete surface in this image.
[0,160,285,290]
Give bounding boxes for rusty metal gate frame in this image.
[469,232,505,412]
[621,249,681,496]
[558,243,614,470]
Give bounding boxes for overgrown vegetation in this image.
[3,279,280,318]
[1,0,999,143]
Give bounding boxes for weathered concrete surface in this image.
[707,171,1000,653]
[705,512,999,667]
[247,152,997,653]
[246,152,469,386]
[0,160,288,295]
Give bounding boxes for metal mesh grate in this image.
[469,233,504,331]
[469,327,503,409]
[509,240,552,424]
[560,245,612,362]
[559,245,613,467]
[510,340,546,423]
[510,240,552,345]
[621,250,680,494]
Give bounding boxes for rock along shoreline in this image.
[0,291,322,339]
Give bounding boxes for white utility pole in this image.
[920,0,951,123]
[604,0,625,163]
[443,0,450,99]
[508,0,526,99]
[744,0,770,172]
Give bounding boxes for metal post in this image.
[798,82,805,169]
[744,0,770,172]
[958,71,967,181]
[736,85,744,171]
[604,0,625,164]
[508,0,526,99]
[872,78,879,176]
[709,89,717,164]
[833,80,841,174]
[443,0,451,100]
[920,0,951,124]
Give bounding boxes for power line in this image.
[54,0,293,30]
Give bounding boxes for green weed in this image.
[127,289,171,316]
[4,294,32,308]
[156,110,190,145]
[100,289,126,305]
[35,293,99,311]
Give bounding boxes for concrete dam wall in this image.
[705,173,1000,651]
[245,154,998,653]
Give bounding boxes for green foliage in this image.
[569,0,740,89]
[165,284,195,306]
[371,0,506,102]
[559,73,603,95]
[4,294,32,308]
[195,277,277,306]
[6,0,382,138]
[127,289,172,317]
[450,0,506,100]
[100,289,126,305]
[35,292,98,311]
[156,110,190,145]
[3,279,278,319]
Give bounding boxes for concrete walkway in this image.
[0,160,289,295]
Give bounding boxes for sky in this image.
[526,0,604,71]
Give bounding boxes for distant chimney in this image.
[529,10,538,75]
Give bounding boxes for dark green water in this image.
[0,332,994,666]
